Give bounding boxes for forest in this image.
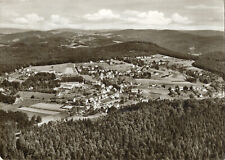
[21,72,59,93]
[193,51,225,80]
[0,41,190,76]
[0,92,16,104]
[0,98,224,160]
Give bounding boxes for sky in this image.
[0,0,224,30]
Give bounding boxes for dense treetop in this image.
[0,98,224,160]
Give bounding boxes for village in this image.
[0,54,224,123]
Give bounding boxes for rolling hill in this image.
[0,28,30,34]
[112,29,224,54]
[0,29,224,78]
[181,30,224,37]
[193,51,225,78]
[0,29,223,54]
[0,40,185,75]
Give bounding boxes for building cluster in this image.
[1,55,224,117]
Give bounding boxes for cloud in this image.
[7,10,194,30]
[0,0,223,31]
[123,10,172,26]
[50,14,70,24]
[84,9,120,21]
[13,13,44,24]
[10,13,77,30]
[0,8,19,18]
[172,13,192,24]
[83,9,192,29]
[44,14,74,29]
[186,4,220,10]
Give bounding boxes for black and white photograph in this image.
[0,0,224,159]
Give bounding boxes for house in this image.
[202,88,208,92]
[60,82,83,90]
[89,97,94,102]
[114,92,120,98]
[108,85,113,90]
[179,86,184,91]
[101,98,120,107]
[101,94,108,99]
[92,81,101,86]
[49,69,56,74]
[62,105,74,109]
[141,99,149,103]
[15,130,21,140]
[93,102,101,109]
[57,92,63,97]
[101,84,106,88]
[171,88,175,92]
[101,89,107,94]
[89,70,97,74]
[85,99,89,105]
[0,88,5,92]
[131,88,139,94]
[28,87,34,91]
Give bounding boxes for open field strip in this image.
[28,63,78,75]
[18,91,55,99]
[18,107,60,115]
[30,103,64,111]
[135,79,195,86]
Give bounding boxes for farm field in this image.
[18,107,60,115]
[29,63,78,75]
[135,79,195,86]
[30,103,64,111]
[17,91,55,100]
[77,61,134,72]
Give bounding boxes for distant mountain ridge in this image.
[0,28,223,54]
[0,28,31,34]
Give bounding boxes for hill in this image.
[0,28,30,34]
[0,41,185,74]
[112,29,224,54]
[193,51,225,78]
[181,30,224,37]
[0,31,54,43]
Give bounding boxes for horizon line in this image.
[0,27,224,32]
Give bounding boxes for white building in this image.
[60,82,83,90]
